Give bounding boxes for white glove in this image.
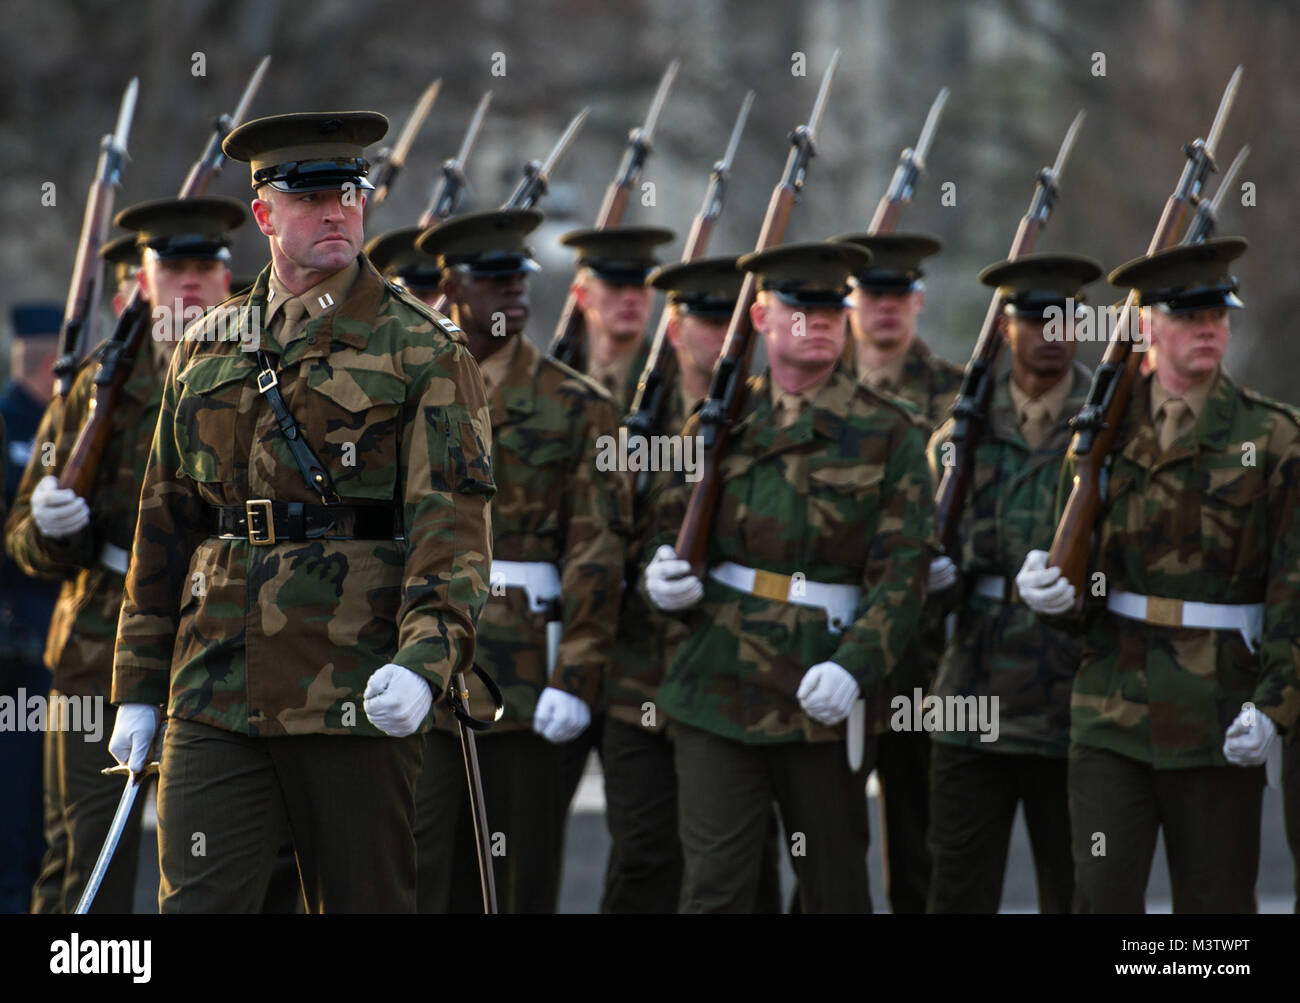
[796,661,860,726]
[1015,549,1075,615]
[108,704,159,773]
[31,474,90,539]
[928,556,958,592]
[363,663,433,737]
[1223,704,1278,766]
[644,544,703,612]
[532,687,592,744]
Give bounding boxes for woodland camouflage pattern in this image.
[571,338,651,414]
[111,257,495,737]
[605,375,692,731]
[647,365,934,744]
[443,334,630,730]
[6,343,162,697]
[927,364,1091,757]
[855,334,963,723]
[851,335,963,427]
[1057,368,1300,768]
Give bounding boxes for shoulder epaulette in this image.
[1240,385,1300,428]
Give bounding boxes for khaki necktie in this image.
[1157,399,1192,451]
[277,297,307,350]
[1021,401,1052,451]
[775,395,808,430]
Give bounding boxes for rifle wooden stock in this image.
[1046,151,1208,598]
[868,197,903,236]
[58,295,149,497]
[674,184,797,578]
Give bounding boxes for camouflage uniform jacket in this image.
[443,334,630,732]
[1057,368,1300,768]
[6,342,162,697]
[855,334,963,723]
[570,337,652,416]
[647,364,934,745]
[852,334,963,428]
[926,363,1091,757]
[111,257,496,737]
[606,376,691,731]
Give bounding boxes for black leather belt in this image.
[211,500,402,545]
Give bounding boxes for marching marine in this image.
[107,112,495,913]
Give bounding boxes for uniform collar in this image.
[1148,366,1219,426]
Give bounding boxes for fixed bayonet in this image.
[869,84,948,233]
[369,78,442,212]
[1185,144,1250,244]
[420,90,491,226]
[503,106,590,210]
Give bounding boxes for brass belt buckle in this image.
[1145,595,1183,628]
[751,568,792,602]
[246,499,275,545]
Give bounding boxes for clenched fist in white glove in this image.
[108,704,159,773]
[532,687,592,744]
[1223,704,1277,766]
[796,661,860,726]
[644,544,703,612]
[363,663,433,737]
[928,556,958,593]
[31,475,90,539]
[1015,549,1075,615]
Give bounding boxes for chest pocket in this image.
[492,423,574,539]
[805,462,882,570]
[175,355,253,483]
[1200,463,1268,578]
[303,365,406,501]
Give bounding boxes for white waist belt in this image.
[492,560,561,614]
[1106,590,1264,653]
[973,575,1008,601]
[708,561,861,634]
[99,543,129,576]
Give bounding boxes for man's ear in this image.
[664,312,683,349]
[251,196,274,236]
[912,289,926,312]
[997,313,1010,343]
[749,298,767,334]
[572,277,590,310]
[136,264,154,305]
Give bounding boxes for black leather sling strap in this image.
[254,349,342,505]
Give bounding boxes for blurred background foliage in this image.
[3,0,1296,400]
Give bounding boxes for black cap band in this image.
[253,158,374,192]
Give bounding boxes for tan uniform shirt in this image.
[1008,371,1075,450]
[1149,367,1217,452]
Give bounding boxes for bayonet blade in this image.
[912,85,949,171]
[1050,109,1086,180]
[228,55,271,133]
[538,106,589,179]
[456,91,493,168]
[388,77,442,170]
[1205,64,1243,161]
[640,59,680,146]
[111,77,139,155]
[806,49,842,142]
[719,90,755,173]
[1209,144,1250,213]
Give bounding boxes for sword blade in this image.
[1209,144,1250,214]
[74,769,149,914]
